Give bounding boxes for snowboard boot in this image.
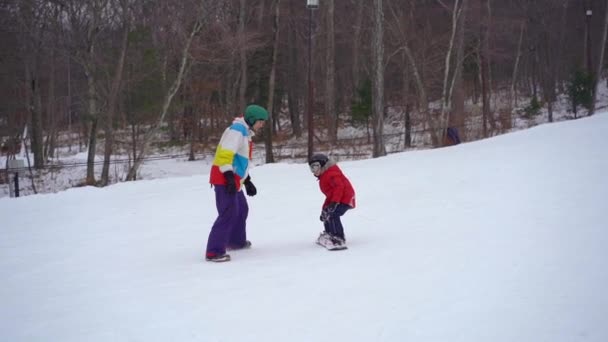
[316,232,345,250]
[316,232,331,246]
[205,253,231,262]
[227,240,252,251]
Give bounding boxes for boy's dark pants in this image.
[206,185,248,256]
[324,204,350,240]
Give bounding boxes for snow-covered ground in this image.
[1,111,607,342]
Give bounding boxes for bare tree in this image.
[447,0,468,142]
[352,0,365,95]
[386,1,436,145]
[324,0,337,142]
[238,0,248,110]
[438,0,468,143]
[538,12,558,123]
[126,0,215,180]
[371,0,386,157]
[43,18,57,161]
[100,0,131,186]
[509,19,526,112]
[590,0,608,115]
[58,0,112,184]
[264,0,280,163]
[286,0,302,138]
[479,0,491,137]
[17,0,48,169]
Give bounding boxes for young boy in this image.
[308,153,356,250]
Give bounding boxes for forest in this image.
[1,0,606,187]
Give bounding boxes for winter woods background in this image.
[1,0,608,193]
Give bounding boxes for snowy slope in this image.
[1,114,607,342]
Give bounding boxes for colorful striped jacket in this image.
[209,117,254,191]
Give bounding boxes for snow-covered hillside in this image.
[1,113,607,342]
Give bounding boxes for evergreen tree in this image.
[567,69,594,117]
[351,79,372,124]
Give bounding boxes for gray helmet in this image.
[308,153,329,167]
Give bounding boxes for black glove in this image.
[224,171,236,194]
[244,176,257,197]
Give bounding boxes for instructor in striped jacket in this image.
[205,104,268,262]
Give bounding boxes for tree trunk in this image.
[19,0,44,169]
[480,49,489,137]
[540,27,556,124]
[257,0,266,26]
[439,0,467,145]
[448,0,468,143]
[238,0,248,110]
[226,54,239,119]
[394,28,435,144]
[480,0,491,138]
[510,20,526,111]
[325,0,337,142]
[371,0,386,158]
[585,0,593,75]
[26,64,45,169]
[130,122,138,180]
[44,47,56,160]
[189,95,207,161]
[287,0,302,138]
[556,0,569,94]
[81,6,103,185]
[66,42,73,153]
[101,17,130,186]
[85,77,99,185]
[401,52,411,149]
[485,0,495,132]
[404,46,434,144]
[352,0,364,95]
[265,0,280,164]
[590,0,608,115]
[252,0,267,102]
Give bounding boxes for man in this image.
[205,104,268,262]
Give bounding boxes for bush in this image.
[567,69,594,114]
[351,79,372,124]
[522,96,542,118]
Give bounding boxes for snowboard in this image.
[316,237,348,251]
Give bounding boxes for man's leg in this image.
[228,190,249,248]
[206,185,239,256]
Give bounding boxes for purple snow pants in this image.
[206,185,249,256]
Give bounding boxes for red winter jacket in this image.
[317,163,356,209]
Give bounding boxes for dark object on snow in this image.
[444,127,461,146]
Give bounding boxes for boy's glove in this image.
[319,211,328,222]
[244,176,257,197]
[320,202,339,222]
[224,171,236,194]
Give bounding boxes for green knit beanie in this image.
[244,105,269,126]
